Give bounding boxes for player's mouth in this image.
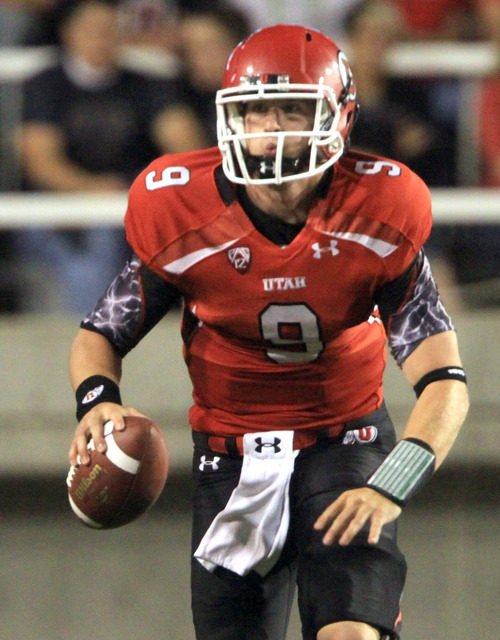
[263,143,278,156]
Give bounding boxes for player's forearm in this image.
[19,125,126,191]
[402,379,469,468]
[27,159,125,191]
[69,328,123,390]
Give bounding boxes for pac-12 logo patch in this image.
[227,246,251,273]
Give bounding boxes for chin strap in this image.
[246,154,306,179]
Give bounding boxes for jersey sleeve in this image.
[124,147,229,283]
[81,253,181,357]
[377,249,454,367]
[342,153,445,365]
[339,151,434,283]
[380,163,433,281]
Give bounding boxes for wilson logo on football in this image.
[342,426,378,445]
[227,246,251,273]
[82,384,104,404]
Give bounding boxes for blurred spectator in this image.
[477,0,500,42]
[424,0,500,309]
[14,0,204,314]
[0,233,19,312]
[345,0,456,186]
[0,1,64,313]
[190,0,362,47]
[177,4,250,147]
[476,0,500,186]
[387,1,485,173]
[0,2,39,46]
[388,0,480,41]
[20,0,77,45]
[118,0,181,79]
[477,76,500,187]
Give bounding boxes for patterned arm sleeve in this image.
[81,253,182,357]
[375,249,454,368]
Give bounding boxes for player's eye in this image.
[245,101,268,114]
[281,100,314,117]
[281,102,301,113]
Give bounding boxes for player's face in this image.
[243,98,316,160]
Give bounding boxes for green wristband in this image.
[367,438,436,507]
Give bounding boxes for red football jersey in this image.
[125,148,432,438]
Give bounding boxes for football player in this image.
[69,25,469,640]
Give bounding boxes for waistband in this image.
[192,402,388,457]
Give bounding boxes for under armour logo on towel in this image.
[254,437,281,454]
[194,430,296,576]
[199,455,221,471]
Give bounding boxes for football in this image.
[67,416,169,529]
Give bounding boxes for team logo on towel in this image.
[199,455,221,471]
[254,437,281,454]
[227,246,251,273]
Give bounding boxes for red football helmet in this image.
[216,24,358,185]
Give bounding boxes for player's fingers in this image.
[337,505,373,546]
[320,502,360,546]
[104,405,148,432]
[69,405,149,465]
[69,435,85,466]
[69,427,92,466]
[69,410,109,464]
[313,497,344,530]
[366,496,402,544]
[119,406,149,426]
[367,515,384,545]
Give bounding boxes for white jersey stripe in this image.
[163,239,241,275]
[324,231,398,257]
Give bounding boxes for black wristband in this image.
[367,437,436,507]
[75,375,122,422]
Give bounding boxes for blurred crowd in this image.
[0,0,499,314]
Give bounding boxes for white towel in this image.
[194,430,298,577]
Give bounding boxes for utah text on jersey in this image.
[125,147,431,439]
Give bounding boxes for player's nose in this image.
[263,107,282,131]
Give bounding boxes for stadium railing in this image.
[0,188,499,227]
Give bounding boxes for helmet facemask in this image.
[216,79,344,185]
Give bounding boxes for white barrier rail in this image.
[0,192,129,227]
[0,46,56,82]
[385,42,499,77]
[0,42,498,81]
[0,189,499,228]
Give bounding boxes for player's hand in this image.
[69,403,147,467]
[313,487,402,546]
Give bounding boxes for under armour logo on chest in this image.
[254,437,282,454]
[312,240,339,259]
